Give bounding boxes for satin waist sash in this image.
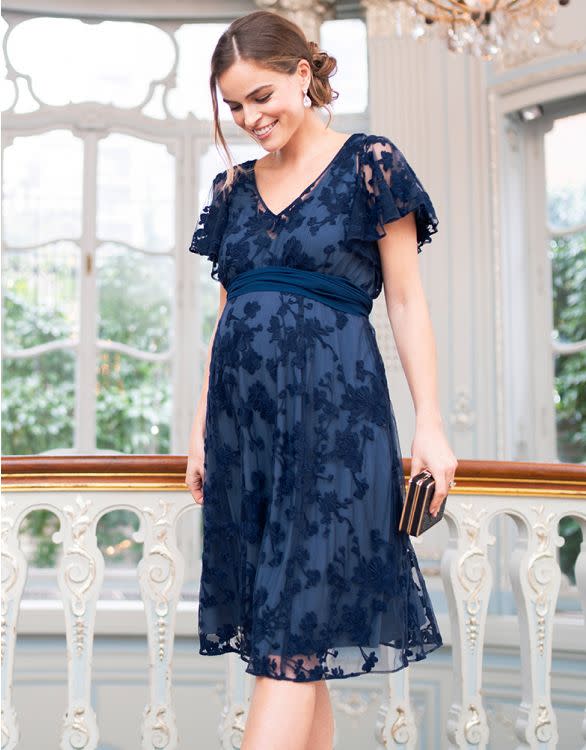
[226,266,372,317]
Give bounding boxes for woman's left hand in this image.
[410,418,458,517]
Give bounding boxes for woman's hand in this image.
[186,295,225,506]
[410,418,458,517]
[185,432,206,505]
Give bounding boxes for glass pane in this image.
[7,17,173,108]
[2,130,82,245]
[551,230,585,345]
[321,19,368,114]
[554,350,586,463]
[170,23,229,120]
[96,353,171,454]
[97,133,175,251]
[97,242,173,352]
[2,242,80,349]
[545,112,586,229]
[2,349,76,454]
[546,112,586,464]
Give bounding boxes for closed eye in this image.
[229,94,271,112]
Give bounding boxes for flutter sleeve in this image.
[188,169,229,281]
[347,135,439,252]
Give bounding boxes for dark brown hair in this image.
[209,10,339,190]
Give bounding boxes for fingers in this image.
[188,477,204,505]
[429,485,446,517]
[185,462,205,505]
[429,463,458,517]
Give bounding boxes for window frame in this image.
[524,98,586,461]
[489,70,586,612]
[490,72,586,462]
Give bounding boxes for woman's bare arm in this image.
[377,212,457,514]
[186,283,227,504]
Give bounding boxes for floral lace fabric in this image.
[189,132,443,681]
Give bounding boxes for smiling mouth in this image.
[253,119,278,136]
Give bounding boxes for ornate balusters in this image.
[509,502,562,749]
[55,494,105,750]
[375,668,417,749]
[138,497,185,750]
[1,458,584,749]
[1,497,28,750]
[219,653,252,749]
[440,501,494,749]
[567,514,586,750]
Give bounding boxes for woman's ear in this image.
[296,58,312,89]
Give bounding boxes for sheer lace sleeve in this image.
[188,169,229,281]
[348,135,439,252]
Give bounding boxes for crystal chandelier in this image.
[373,0,573,61]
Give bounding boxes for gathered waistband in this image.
[226,266,373,317]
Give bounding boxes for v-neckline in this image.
[251,132,362,218]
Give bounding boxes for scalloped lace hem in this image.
[198,628,443,682]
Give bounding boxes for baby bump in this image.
[211,289,382,376]
[207,289,397,483]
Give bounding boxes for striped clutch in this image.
[398,468,446,536]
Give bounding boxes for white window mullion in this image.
[524,116,557,461]
[500,115,535,461]
[172,134,194,455]
[76,129,100,452]
[501,114,558,462]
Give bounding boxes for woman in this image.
[185,9,457,750]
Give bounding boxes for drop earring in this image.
[303,89,312,108]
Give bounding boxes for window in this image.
[544,112,586,464]
[1,12,369,601]
[544,110,585,604]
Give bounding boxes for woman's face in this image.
[218,58,311,150]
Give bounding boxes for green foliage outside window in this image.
[549,186,586,585]
[2,251,172,567]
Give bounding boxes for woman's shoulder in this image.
[209,162,254,195]
[359,132,399,156]
[357,133,421,177]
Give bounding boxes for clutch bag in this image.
[398,468,446,536]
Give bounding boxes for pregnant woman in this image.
[185,9,458,750]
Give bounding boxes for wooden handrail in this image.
[1,455,585,495]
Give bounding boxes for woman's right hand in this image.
[185,435,205,505]
[187,292,225,506]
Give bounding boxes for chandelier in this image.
[369,0,574,61]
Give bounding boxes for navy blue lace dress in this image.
[189,132,443,682]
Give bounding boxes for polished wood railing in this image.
[1,456,585,750]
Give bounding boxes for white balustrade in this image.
[1,459,585,750]
[0,484,195,750]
